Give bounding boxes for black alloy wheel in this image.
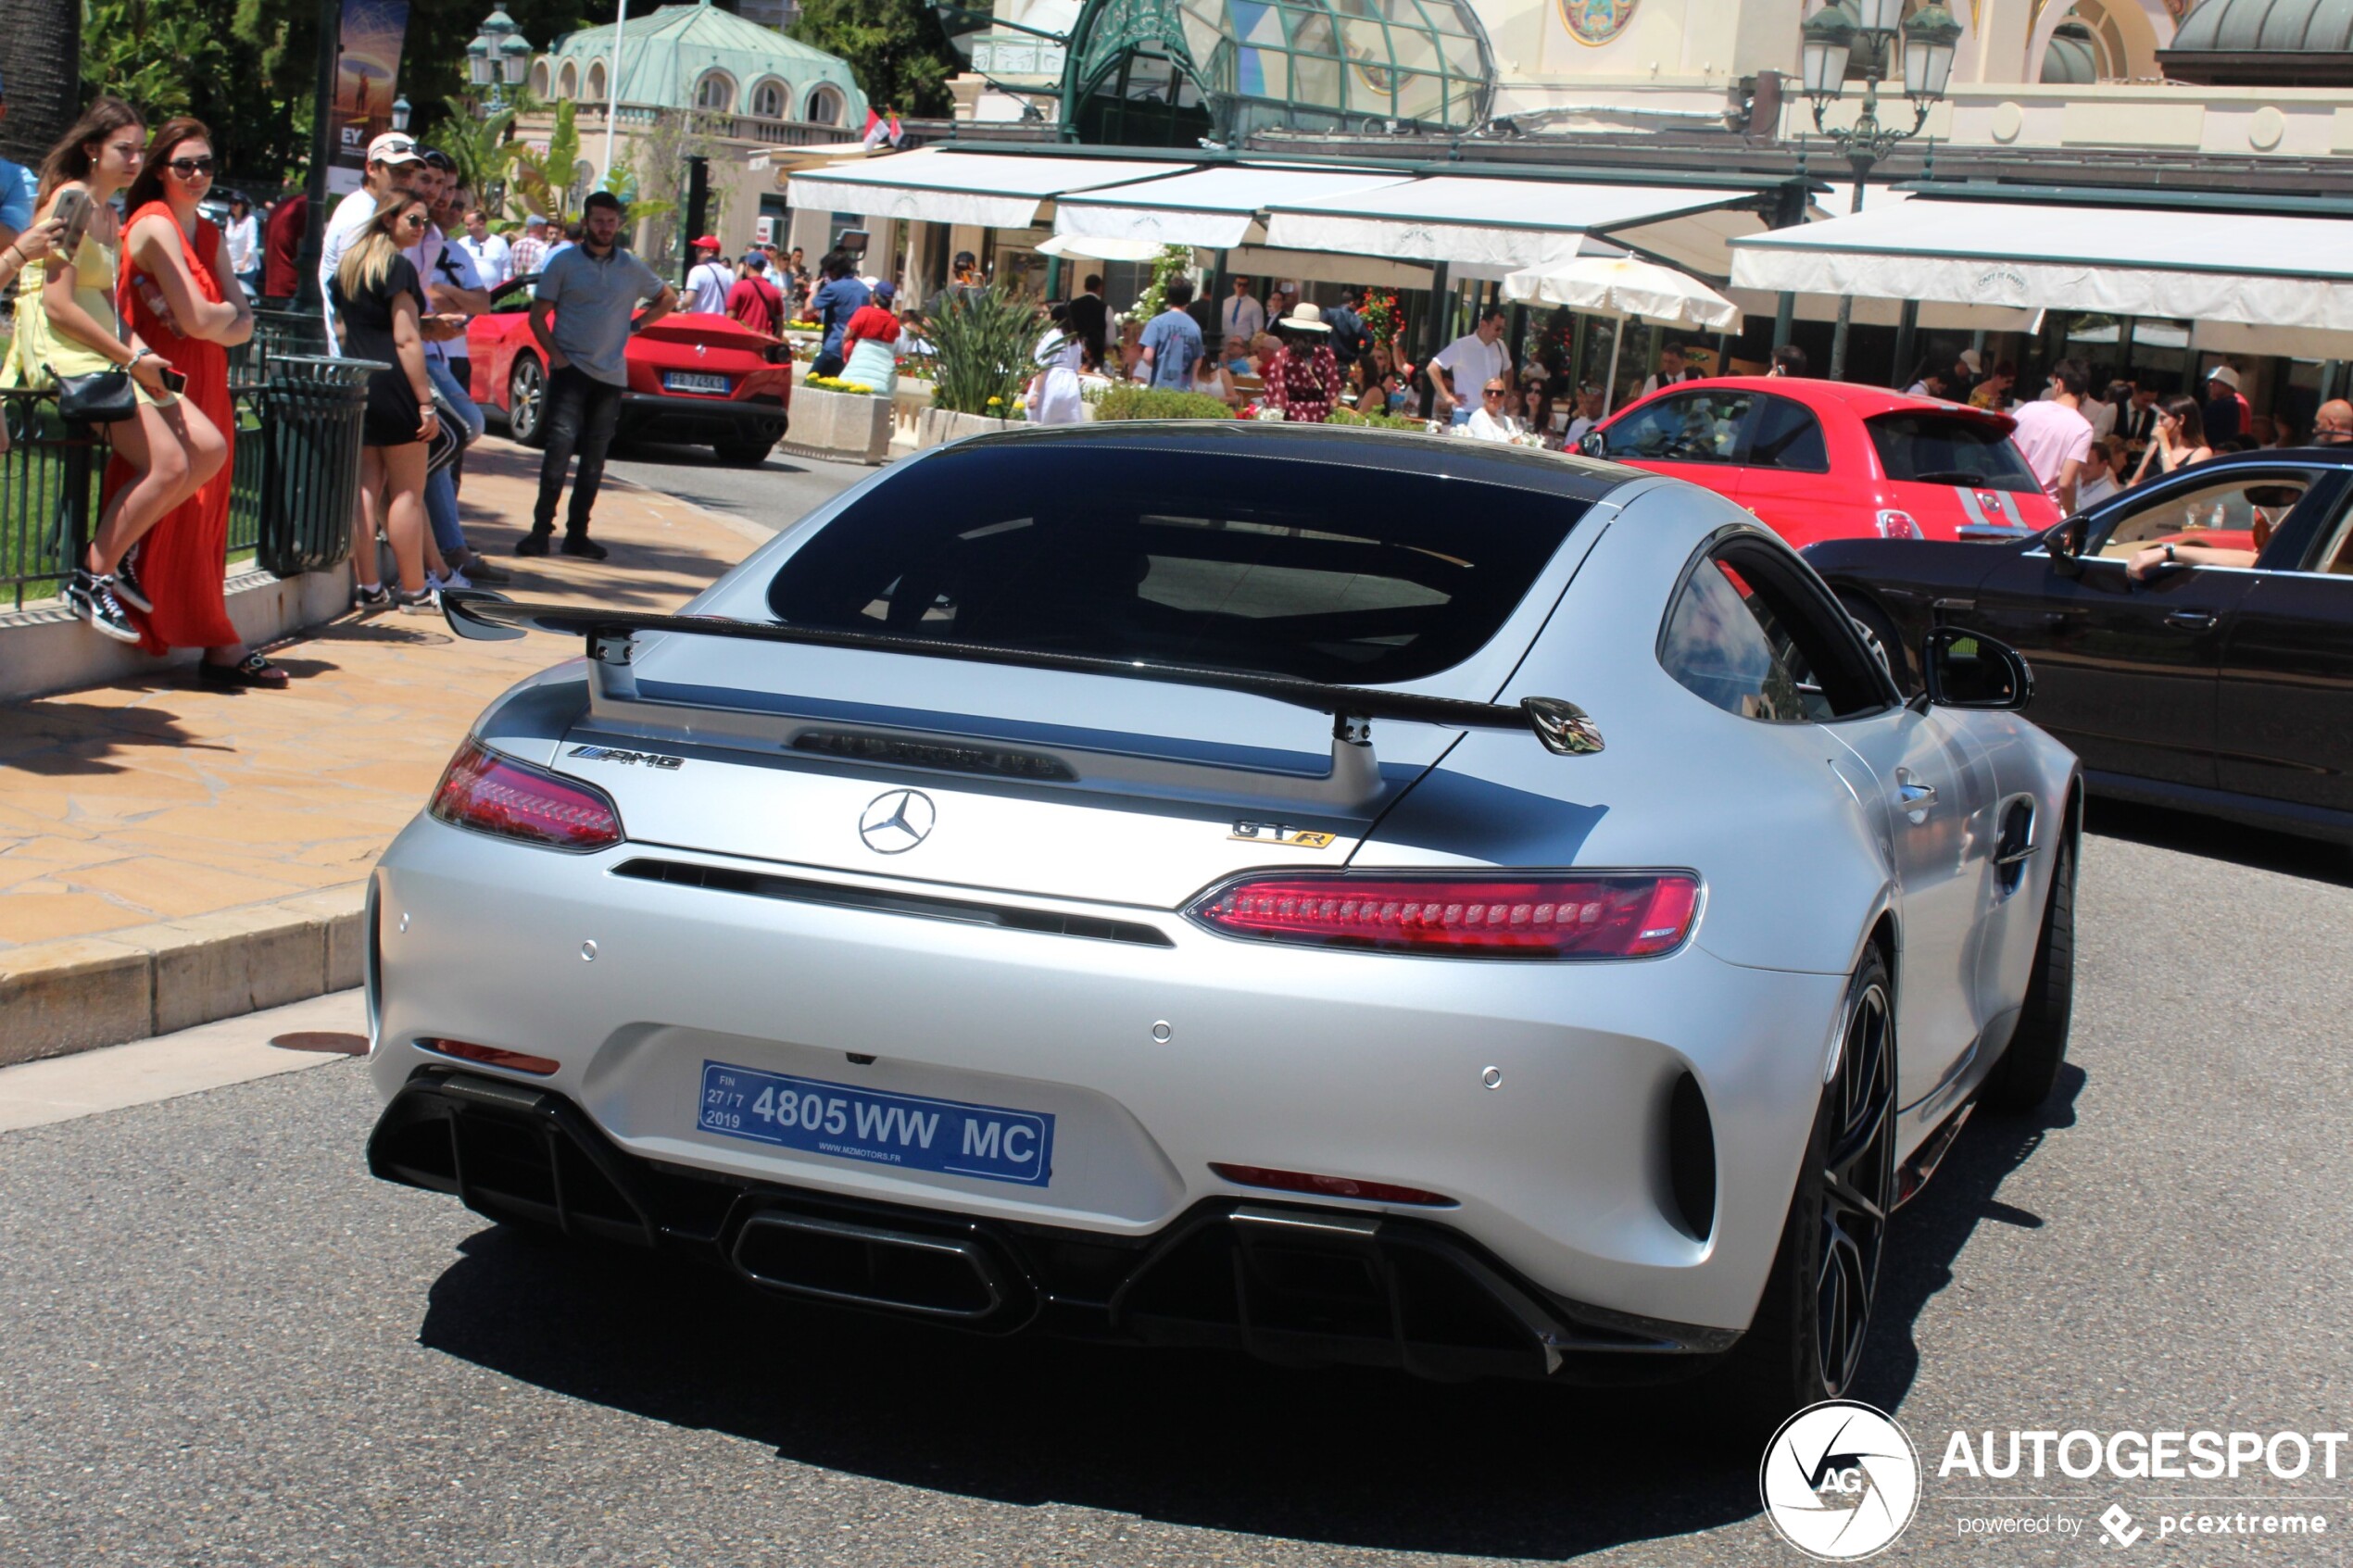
[509,355,548,448]
[1718,947,1897,1427]
[1816,965,1895,1395]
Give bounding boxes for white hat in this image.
[366,132,424,166]
[1280,301,1331,333]
[2207,363,2240,390]
[1957,347,1982,374]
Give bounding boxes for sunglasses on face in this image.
[1483,388,1505,397]
[399,212,429,229]
[167,156,216,177]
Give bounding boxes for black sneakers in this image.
[113,549,156,614]
[560,533,608,560]
[354,581,393,611]
[515,530,551,557]
[66,568,140,644]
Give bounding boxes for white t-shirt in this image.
[458,231,510,289]
[1465,405,1518,443]
[2007,398,2095,503]
[685,258,733,315]
[319,187,383,348]
[224,213,260,273]
[411,228,483,366]
[1432,332,1508,398]
[2077,470,2120,508]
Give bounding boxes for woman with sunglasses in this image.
[10,97,227,646]
[112,118,283,685]
[330,194,439,609]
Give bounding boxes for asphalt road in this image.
[604,435,882,535]
[3,801,2350,1566]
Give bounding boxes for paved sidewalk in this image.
[0,438,774,1061]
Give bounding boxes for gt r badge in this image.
[860,789,936,854]
[1229,822,1336,848]
[568,746,683,770]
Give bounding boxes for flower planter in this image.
[914,407,1025,448]
[787,383,894,464]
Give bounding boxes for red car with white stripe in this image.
[1580,377,2060,546]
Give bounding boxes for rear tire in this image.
[1839,592,1913,696]
[509,355,548,448]
[713,429,779,465]
[1981,828,2076,1114]
[1718,947,1896,1430]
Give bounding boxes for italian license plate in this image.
[698,1060,1054,1187]
[663,370,730,395]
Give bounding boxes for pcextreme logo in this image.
[1760,1400,1923,1561]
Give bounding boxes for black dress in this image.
[330,255,428,447]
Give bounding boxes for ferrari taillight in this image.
[1188,872,1700,960]
[429,737,622,851]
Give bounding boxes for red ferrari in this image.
[1580,377,2061,547]
[465,274,793,465]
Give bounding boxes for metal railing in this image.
[0,345,369,612]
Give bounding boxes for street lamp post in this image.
[1798,0,1960,380]
[467,7,534,118]
[391,94,412,132]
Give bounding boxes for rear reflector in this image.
[429,737,622,851]
[418,1037,561,1076]
[1188,872,1700,959]
[1211,1162,1456,1207]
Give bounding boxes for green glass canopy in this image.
[1071,0,1494,143]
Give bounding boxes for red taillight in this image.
[1189,872,1700,959]
[1875,508,1924,540]
[428,737,622,851]
[1210,1162,1456,1207]
[419,1037,560,1075]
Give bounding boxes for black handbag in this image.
[52,367,138,424]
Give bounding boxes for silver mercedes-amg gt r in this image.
[367,421,2079,1417]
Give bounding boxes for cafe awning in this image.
[1052,166,1416,250]
[1260,175,1772,279]
[1729,194,2353,335]
[784,148,1189,230]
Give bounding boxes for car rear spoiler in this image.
[441,590,1602,806]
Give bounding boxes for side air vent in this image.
[1994,799,2036,897]
[612,858,1175,947]
[1665,1072,1717,1243]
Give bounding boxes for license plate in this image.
[698,1060,1054,1187]
[663,371,730,395]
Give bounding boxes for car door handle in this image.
[1895,770,1937,821]
[2165,609,2218,630]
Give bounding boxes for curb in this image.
[0,882,369,1069]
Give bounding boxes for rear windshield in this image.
[1866,413,2042,495]
[765,444,1586,685]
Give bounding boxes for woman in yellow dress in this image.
[10,97,227,643]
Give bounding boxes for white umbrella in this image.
[1501,257,1743,415]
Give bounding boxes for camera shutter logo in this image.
[1759,1400,1921,1561]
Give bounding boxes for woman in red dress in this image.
[112,118,284,687]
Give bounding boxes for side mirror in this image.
[1921,626,2034,711]
[2047,516,2087,579]
[1578,431,1606,458]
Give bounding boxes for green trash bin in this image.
[229,307,331,378]
[257,355,382,578]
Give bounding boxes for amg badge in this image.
[1229,822,1337,849]
[568,746,684,770]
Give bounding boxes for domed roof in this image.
[2040,21,2101,82]
[2160,0,2353,82]
[545,1,867,118]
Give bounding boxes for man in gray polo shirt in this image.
[522,191,676,558]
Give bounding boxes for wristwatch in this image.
[2162,543,2178,563]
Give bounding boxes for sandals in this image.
[197,651,290,690]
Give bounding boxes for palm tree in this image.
[0,7,81,165]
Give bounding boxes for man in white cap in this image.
[683,234,732,314]
[510,212,551,279]
[320,131,424,343]
[2202,363,2248,444]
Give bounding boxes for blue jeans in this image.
[423,358,485,558]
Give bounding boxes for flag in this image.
[862,108,890,149]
